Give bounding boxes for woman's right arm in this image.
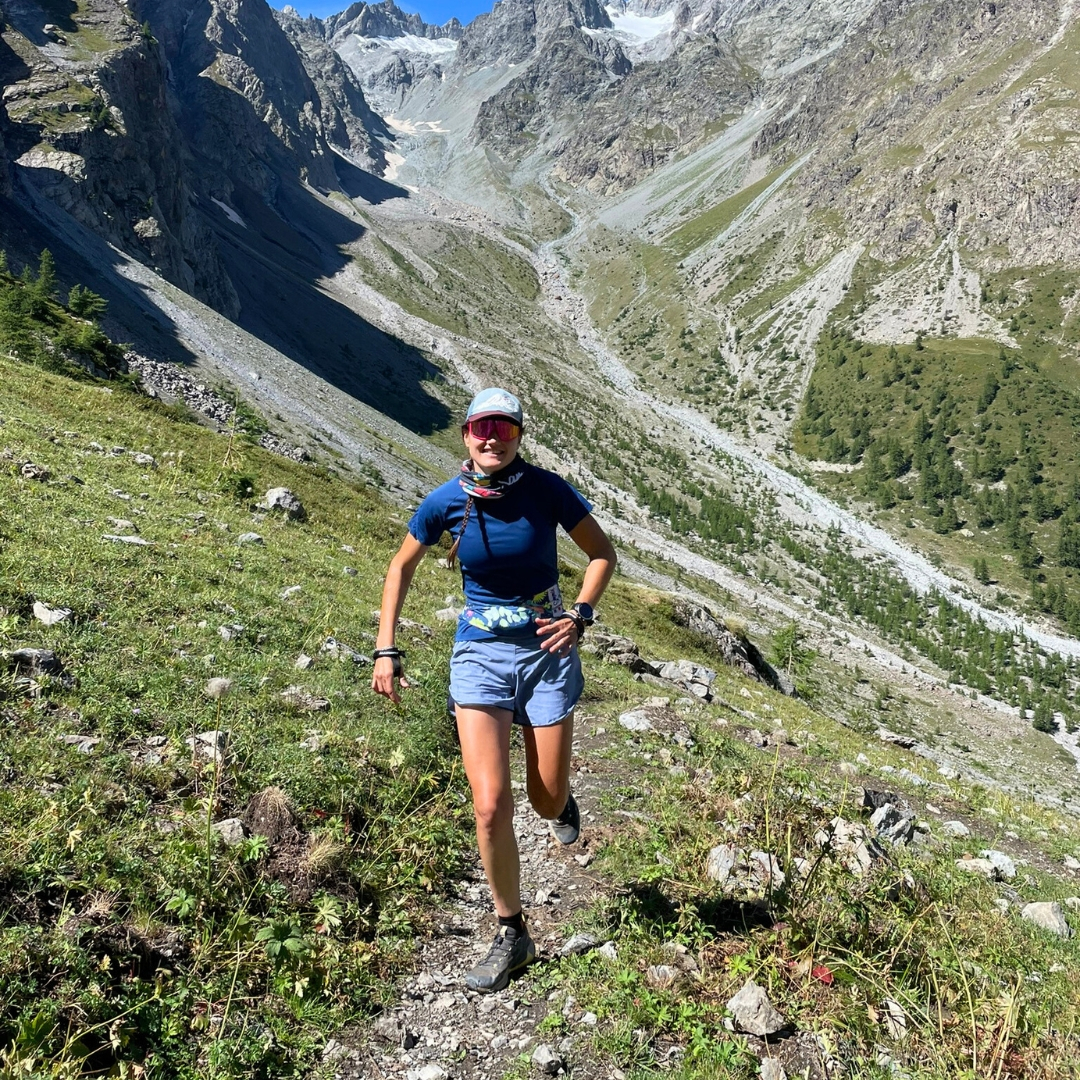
[371,533,429,703]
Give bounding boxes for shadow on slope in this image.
[202,171,450,437]
[0,192,203,370]
[334,153,409,205]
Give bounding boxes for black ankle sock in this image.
[498,911,525,935]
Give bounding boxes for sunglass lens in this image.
[470,419,519,440]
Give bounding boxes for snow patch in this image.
[384,116,449,135]
[211,198,246,228]
[346,33,457,56]
[605,6,675,41]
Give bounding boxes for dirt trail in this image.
[329,715,639,1080]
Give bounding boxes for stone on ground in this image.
[727,979,786,1036]
[1021,902,1074,938]
[531,1043,563,1075]
[264,487,306,519]
[33,601,72,626]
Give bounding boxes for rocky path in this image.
[328,715,622,1080]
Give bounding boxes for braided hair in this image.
[445,494,474,570]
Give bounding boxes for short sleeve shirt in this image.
[408,459,592,641]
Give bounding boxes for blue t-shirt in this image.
[408,459,593,641]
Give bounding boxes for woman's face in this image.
[462,417,521,475]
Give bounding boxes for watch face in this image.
[574,602,594,624]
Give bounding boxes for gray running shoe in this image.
[464,922,536,993]
[549,792,580,845]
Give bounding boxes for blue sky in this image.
[281,0,491,26]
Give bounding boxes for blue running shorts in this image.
[448,637,584,727]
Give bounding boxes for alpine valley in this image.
[7,0,1080,800]
[9,0,1080,1075]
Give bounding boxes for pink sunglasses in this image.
[466,417,521,441]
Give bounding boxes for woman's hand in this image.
[371,655,410,703]
[535,615,580,656]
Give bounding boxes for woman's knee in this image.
[472,787,514,835]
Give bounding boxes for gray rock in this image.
[1021,902,1074,938]
[815,817,881,876]
[280,585,302,599]
[992,898,1010,914]
[869,803,917,846]
[580,1011,598,1026]
[760,1059,787,1080]
[705,844,784,890]
[530,1044,563,1076]
[943,820,970,837]
[876,727,917,749]
[280,686,330,712]
[596,941,619,962]
[955,857,999,880]
[237,532,264,545]
[213,818,246,845]
[59,734,101,753]
[412,1066,447,1080]
[186,729,230,763]
[1064,897,1080,911]
[882,998,908,1040]
[618,708,653,732]
[321,1038,351,1064]
[294,653,314,670]
[8,648,65,677]
[33,601,72,626]
[560,933,598,956]
[1063,856,1080,872]
[705,843,738,883]
[131,452,156,467]
[726,979,786,1036]
[20,462,50,480]
[264,487,306,520]
[218,624,244,641]
[102,534,152,545]
[321,637,368,663]
[106,517,137,532]
[979,850,1016,880]
[669,599,790,693]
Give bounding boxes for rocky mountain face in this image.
[0,0,386,314]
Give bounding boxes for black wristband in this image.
[559,611,586,641]
[372,648,405,677]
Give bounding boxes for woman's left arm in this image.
[537,513,617,654]
[567,513,617,609]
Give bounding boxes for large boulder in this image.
[670,599,794,695]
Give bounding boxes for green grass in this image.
[0,358,475,1077]
[665,163,793,260]
[5,294,1080,1078]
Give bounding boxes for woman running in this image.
[372,387,616,992]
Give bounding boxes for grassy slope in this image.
[4,357,1080,1078]
[792,268,1080,631]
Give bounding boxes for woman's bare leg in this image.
[522,711,574,820]
[455,705,521,916]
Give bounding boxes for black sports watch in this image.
[570,602,594,626]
